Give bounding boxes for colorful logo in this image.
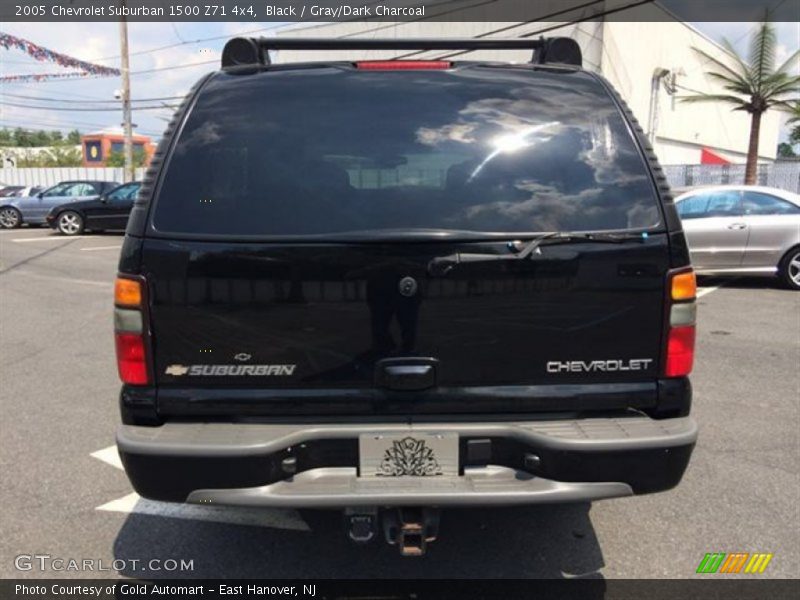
[85,141,102,162]
[696,552,773,574]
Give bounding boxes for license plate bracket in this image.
[359,432,458,478]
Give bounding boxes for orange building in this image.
[81,130,156,167]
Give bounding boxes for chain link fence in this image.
[663,162,800,193]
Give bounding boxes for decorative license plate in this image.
[359,433,458,478]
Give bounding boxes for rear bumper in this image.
[117,416,697,508]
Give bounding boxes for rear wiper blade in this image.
[427,231,649,275]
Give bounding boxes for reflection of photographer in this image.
[366,269,422,355]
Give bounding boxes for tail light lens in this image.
[671,271,697,301]
[665,326,696,377]
[115,277,142,307]
[663,269,696,377]
[115,333,148,384]
[114,276,150,385]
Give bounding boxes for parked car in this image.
[0,180,119,229]
[0,185,25,198]
[114,37,698,555]
[0,185,43,199]
[47,181,141,236]
[674,185,800,289]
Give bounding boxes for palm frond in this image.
[705,70,752,93]
[719,38,755,88]
[768,99,800,112]
[691,46,750,86]
[749,21,777,91]
[679,94,749,108]
[774,49,800,77]
[787,104,800,124]
[759,73,800,98]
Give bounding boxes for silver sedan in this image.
[674,185,800,290]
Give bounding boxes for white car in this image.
[674,185,800,290]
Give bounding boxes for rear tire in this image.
[57,211,84,236]
[779,246,800,291]
[0,207,22,229]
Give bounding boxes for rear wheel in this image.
[57,211,84,236]
[779,247,800,290]
[0,207,22,229]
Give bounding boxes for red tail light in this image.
[665,325,696,377]
[663,268,696,377]
[114,275,150,385]
[115,333,149,385]
[355,60,451,70]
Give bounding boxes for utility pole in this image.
[118,1,134,182]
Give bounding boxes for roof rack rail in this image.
[221,37,582,69]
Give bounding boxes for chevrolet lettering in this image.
[547,359,655,373]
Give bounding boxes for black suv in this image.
[114,38,698,555]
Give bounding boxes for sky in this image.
[0,21,798,141]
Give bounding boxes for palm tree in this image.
[682,21,799,184]
[788,102,800,147]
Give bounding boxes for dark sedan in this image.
[46,181,141,236]
[0,180,119,228]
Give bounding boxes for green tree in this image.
[66,129,82,145]
[681,20,799,184]
[0,129,12,146]
[31,130,51,146]
[17,147,82,167]
[106,149,148,168]
[43,146,82,166]
[13,127,32,147]
[777,142,796,157]
[787,103,800,146]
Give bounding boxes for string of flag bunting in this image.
[0,31,120,83]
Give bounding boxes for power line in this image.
[0,85,109,100]
[390,0,608,60]
[0,100,179,112]
[1,58,218,83]
[292,0,499,40]
[428,0,656,60]
[93,22,289,63]
[170,23,186,44]
[0,119,163,137]
[1,92,185,104]
[131,59,216,75]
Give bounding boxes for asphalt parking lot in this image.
[0,226,798,579]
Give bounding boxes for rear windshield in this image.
[152,67,661,237]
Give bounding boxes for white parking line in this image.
[91,445,309,531]
[91,445,124,470]
[95,493,310,531]
[697,278,735,298]
[8,270,113,288]
[81,245,122,252]
[11,235,90,243]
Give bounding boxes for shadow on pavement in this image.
[697,275,789,291]
[113,503,605,579]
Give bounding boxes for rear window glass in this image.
[152,67,660,237]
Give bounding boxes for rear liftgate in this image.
[221,35,583,557]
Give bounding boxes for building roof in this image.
[83,128,151,140]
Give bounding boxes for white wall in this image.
[602,19,782,164]
[0,167,145,187]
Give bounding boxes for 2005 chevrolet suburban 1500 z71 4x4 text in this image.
[113,37,698,556]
